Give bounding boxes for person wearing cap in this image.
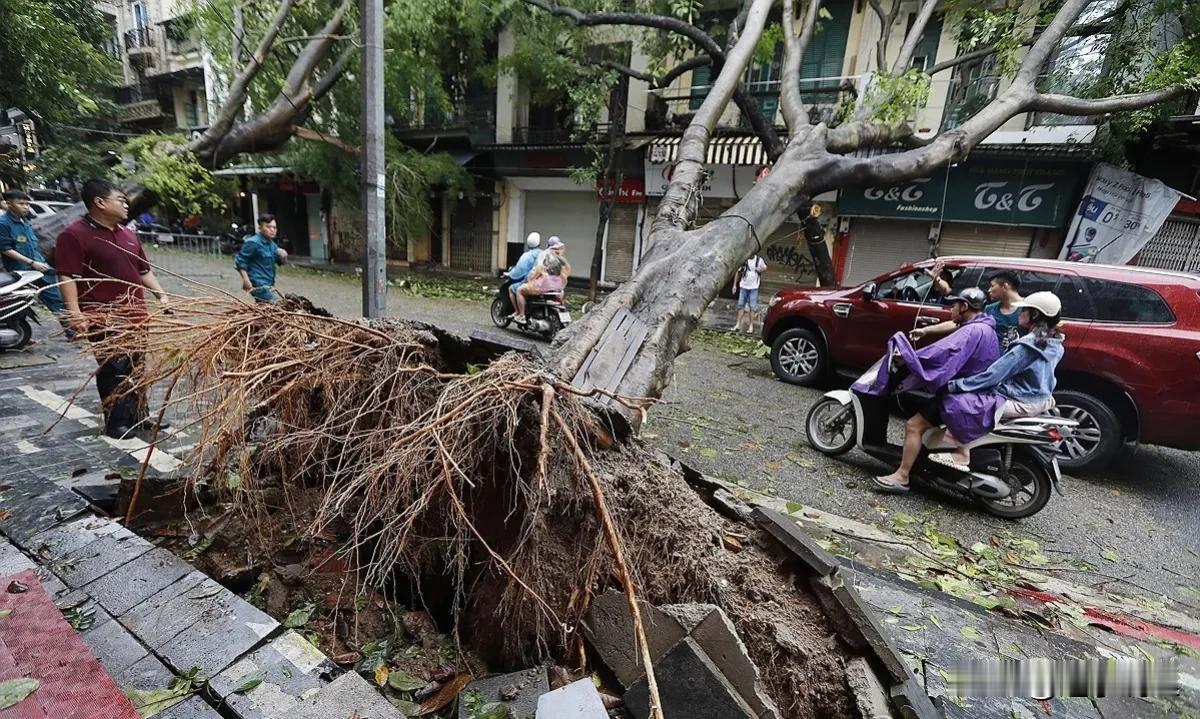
[537,236,571,281]
[858,287,1001,493]
[948,291,1065,423]
[506,231,543,311]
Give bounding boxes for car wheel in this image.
[770,328,827,386]
[1052,389,1123,473]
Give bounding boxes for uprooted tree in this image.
[42,1,1200,716]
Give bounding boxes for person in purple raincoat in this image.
[853,287,1003,494]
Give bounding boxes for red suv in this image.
[762,256,1200,472]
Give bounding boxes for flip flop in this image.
[871,475,911,494]
[929,453,970,472]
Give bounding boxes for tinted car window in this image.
[1083,279,1174,323]
[876,266,969,304]
[1057,276,1092,320]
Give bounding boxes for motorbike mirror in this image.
[862,282,877,301]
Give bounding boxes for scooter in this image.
[490,274,572,341]
[804,357,1076,519]
[0,270,43,351]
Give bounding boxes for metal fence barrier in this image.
[140,232,232,280]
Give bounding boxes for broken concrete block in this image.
[535,678,608,719]
[809,572,910,684]
[689,608,782,719]
[209,630,336,719]
[846,658,892,719]
[624,638,756,719]
[889,677,939,719]
[290,670,405,719]
[753,506,839,576]
[583,589,687,688]
[459,668,548,719]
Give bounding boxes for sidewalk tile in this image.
[83,547,194,617]
[52,525,154,587]
[119,571,210,649]
[0,475,90,543]
[290,671,404,719]
[81,607,152,677]
[209,630,336,719]
[157,695,224,719]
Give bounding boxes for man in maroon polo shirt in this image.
[56,179,171,439]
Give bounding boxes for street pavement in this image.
[142,250,1200,614]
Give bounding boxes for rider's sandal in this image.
[929,453,970,472]
[871,476,910,494]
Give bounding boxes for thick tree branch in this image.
[657,55,712,88]
[891,0,939,75]
[780,0,823,134]
[521,0,725,58]
[311,44,355,104]
[867,0,901,71]
[1030,86,1186,115]
[926,16,1117,76]
[293,125,358,154]
[1016,0,1090,85]
[192,0,297,154]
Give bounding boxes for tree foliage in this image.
[116,134,228,216]
[0,0,120,121]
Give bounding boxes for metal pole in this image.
[360,0,386,318]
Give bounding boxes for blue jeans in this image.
[737,287,760,311]
[36,281,65,314]
[251,286,280,303]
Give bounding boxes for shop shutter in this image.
[604,204,639,283]
[449,193,493,272]
[523,191,601,279]
[844,219,932,285]
[1136,217,1200,272]
[936,222,1033,258]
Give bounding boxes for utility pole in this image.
[360,0,386,318]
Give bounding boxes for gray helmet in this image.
[944,286,987,311]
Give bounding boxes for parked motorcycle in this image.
[490,275,571,341]
[0,270,43,351]
[804,358,1076,519]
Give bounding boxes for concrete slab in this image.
[624,638,756,719]
[153,575,279,677]
[535,678,607,719]
[119,571,210,649]
[460,668,548,719]
[209,630,336,719]
[0,475,90,543]
[689,608,782,719]
[83,547,194,617]
[583,589,687,688]
[752,506,838,576]
[0,537,38,576]
[81,608,153,677]
[23,515,122,558]
[53,524,155,587]
[113,652,175,694]
[156,695,225,719]
[290,670,405,719]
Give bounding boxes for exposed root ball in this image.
[85,298,853,718]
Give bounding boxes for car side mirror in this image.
[862,282,877,301]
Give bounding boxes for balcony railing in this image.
[124,27,156,50]
[511,123,610,145]
[116,83,163,105]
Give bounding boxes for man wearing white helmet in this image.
[506,232,543,311]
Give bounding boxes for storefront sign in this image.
[837,161,1083,228]
[597,177,645,204]
[1059,163,1182,264]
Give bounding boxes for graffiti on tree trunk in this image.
[764,239,818,284]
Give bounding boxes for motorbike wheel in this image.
[490,297,512,328]
[542,314,562,341]
[805,397,856,456]
[0,318,32,351]
[976,453,1052,520]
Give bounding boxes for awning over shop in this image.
[646,135,768,166]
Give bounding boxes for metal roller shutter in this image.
[936,222,1033,258]
[449,193,493,272]
[604,204,638,283]
[1136,217,1200,272]
[523,191,600,279]
[844,219,931,285]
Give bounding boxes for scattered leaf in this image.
[0,609,12,619]
[888,606,903,615]
[388,697,423,716]
[375,664,390,687]
[960,626,983,641]
[721,534,744,552]
[928,614,942,629]
[698,447,720,459]
[417,673,471,714]
[0,510,12,521]
[937,667,953,683]
[0,678,38,709]
[63,605,96,631]
[784,501,802,515]
[388,671,425,692]
[234,673,264,694]
[283,602,316,629]
[884,617,899,624]
[189,586,224,600]
[900,624,924,632]
[1101,549,1121,562]
[125,687,190,718]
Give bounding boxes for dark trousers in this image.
[90,329,146,434]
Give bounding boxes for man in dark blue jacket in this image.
[235,213,288,303]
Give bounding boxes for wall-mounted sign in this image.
[837,160,1085,228]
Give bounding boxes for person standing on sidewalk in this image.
[234,213,288,303]
[55,179,172,439]
[732,254,767,334]
[0,190,67,334]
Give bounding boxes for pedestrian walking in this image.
[0,190,67,338]
[55,179,172,439]
[732,254,768,334]
[235,213,288,303]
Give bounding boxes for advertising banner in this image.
[1059,163,1183,264]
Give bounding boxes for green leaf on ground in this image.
[189,586,224,600]
[884,617,899,624]
[234,673,264,694]
[960,626,983,641]
[283,602,317,629]
[0,678,38,710]
[1002,642,1024,657]
[387,672,425,691]
[929,614,943,629]
[388,697,423,716]
[698,447,720,459]
[1101,549,1121,562]
[784,501,802,515]
[0,610,12,618]
[901,624,924,632]
[888,605,904,615]
[125,686,191,718]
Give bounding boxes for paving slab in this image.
[119,571,211,649]
[209,630,336,719]
[535,678,607,718]
[459,668,548,719]
[23,514,123,562]
[0,474,90,543]
[83,547,194,617]
[752,506,839,576]
[52,523,155,587]
[624,638,756,719]
[81,607,154,677]
[689,608,782,719]
[0,536,38,576]
[289,669,405,719]
[156,695,225,719]
[583,589,688,688]
[153,575,279,677]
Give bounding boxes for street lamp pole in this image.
[360,0,386,318]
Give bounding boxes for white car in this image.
[27,201,76,218]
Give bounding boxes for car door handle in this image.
[915,316,941,327]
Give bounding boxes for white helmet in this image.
[525,232,541,249]
[1014,291,1062,318]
